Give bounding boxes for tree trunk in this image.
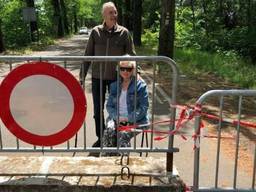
[25,0,38,42]
[51,0,64,37]
[60,0,69,35]
[113,0,123,25]
[133,0,142,46]
[74,9,78,33]
[158,0,176,172]
[0,19,5,53]
[218,0,224,17]
[176,0,183,19]
[158,0,175,58]
[247,0,253,30]
[201,0,209,37]
[238,0,245,26]
[191,0,196,33]
[123,0,132,30]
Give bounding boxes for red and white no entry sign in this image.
[0,61,86,146]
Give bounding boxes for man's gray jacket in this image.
[80,24,136,81]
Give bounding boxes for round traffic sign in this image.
[0,61,86,146]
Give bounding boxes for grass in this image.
[2,36,56,55]
[174,48,256,88]
[136,45,256,88]
[135,45,157,56]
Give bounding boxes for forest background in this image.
[0,0,255,88]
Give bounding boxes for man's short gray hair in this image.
[102,2,116,15]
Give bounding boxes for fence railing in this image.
[0,55,179,174]
[0,56,255,191]
[192,89,256,192]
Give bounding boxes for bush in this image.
[141,29,159,49]
[217,27,256,63]
[1,1,30,48]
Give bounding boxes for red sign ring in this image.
[0,61,86,146]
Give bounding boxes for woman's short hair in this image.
[119,60,136,69]
[119,55,137,75]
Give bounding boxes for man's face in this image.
[103,6,118,27]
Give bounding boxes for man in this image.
[80,2,136,149]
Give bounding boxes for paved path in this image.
[0,35,254,190]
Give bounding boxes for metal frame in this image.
[193,90,256,192]
[0,55,179,175]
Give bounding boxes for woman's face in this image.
[119,61,134,80]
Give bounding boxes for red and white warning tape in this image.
[117,103,256,147]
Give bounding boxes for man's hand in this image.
[79,80,85,89]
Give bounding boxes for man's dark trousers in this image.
[92,78,115,141]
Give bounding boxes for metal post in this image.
[193,115,201,190]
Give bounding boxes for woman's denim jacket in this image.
[106,76,149,125]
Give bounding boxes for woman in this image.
[103,59,149,151]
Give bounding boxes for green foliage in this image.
[175,10,194,48]
[141,29,158,49]
[218,27,256,62]
[1,0,30,48]
[0,0,58,49]
[0,0,103,50]
[140,1,256,88]
[136,44,157,56]
[37,0,55,37]
[141,6,160,51]
[143,0,160,29]
[174,48,256,88]
[76,0,102,27]
[175,0,256,63]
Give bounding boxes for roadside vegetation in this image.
[174,49,256,89]
[137,0,256,89]
[138,34,256,89]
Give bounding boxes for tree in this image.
[0,19,4,52]
[60,0,69,35]
[123,0,132,30]
[158,0,175,58]
[133,0,142,46]
[51,0,64,37]
[1,0,30,47]
[191,0,196,33]
[76,0,101,27]
[0,1,4,52]
[113,0,123,25]
[73,4,78,33]
[143,0,160,30]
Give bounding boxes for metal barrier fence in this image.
[192,90,256,192]
[0,55,179,174]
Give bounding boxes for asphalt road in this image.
[0,34,254,190]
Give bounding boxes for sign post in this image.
[22,7,39,42]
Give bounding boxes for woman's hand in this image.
[119,117,128,122]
